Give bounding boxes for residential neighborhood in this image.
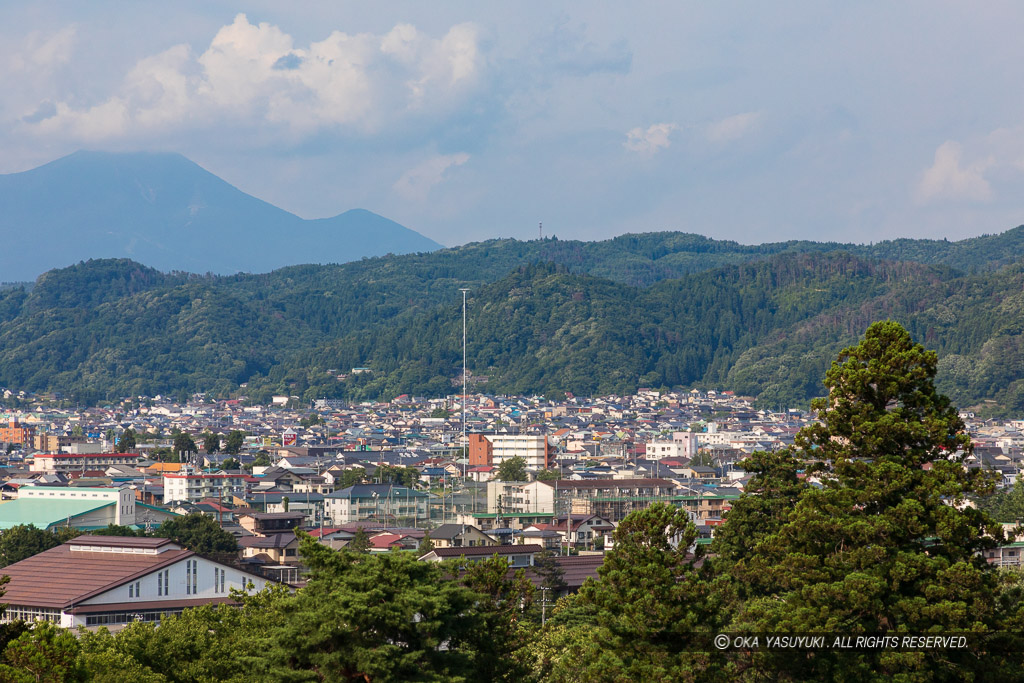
[0,386,1023,634]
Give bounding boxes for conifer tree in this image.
[732,321,1006,679]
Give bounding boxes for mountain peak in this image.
[0,151,442,280]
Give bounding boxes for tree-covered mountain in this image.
[0,226,1023,413]
[0,151,443,281]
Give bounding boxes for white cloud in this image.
[25,14,485,142]
[10,26,77,72]
[624,122,676,155]
[393,152,470,201]
[916,141,993,204]
[706,111,760,143]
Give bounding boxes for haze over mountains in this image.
[0,151,443,281]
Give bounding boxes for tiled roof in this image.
[1,543,192,609]
[428,544,543,558]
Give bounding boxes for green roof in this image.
[0,498,113,530]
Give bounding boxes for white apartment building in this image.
[162,472,247,504]
[644,432,699,460]
[486,480,556,514]
[31,452,141,474]
[469,434,550,469]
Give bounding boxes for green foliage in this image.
[375,464,419,488]
[335,467,365,489]
[172,432,197,456]
[978,477,1024,523]
[202,432,220,454]
[497,455,529,482]
[220,457,240,471]
[155,514,238,555]
[0,621,85,682]
[115,428,136,453]
[261,533,481,681]
[535,468,560,482]
[224,431,246,456]
[550,503,719,680]
[0,525,80,568]
[345,527,370,553]
[2,232,1024,406]
[418,531,434,557]
[725,321,1007,679]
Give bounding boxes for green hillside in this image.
[0,227,1023,412]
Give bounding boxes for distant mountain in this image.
[0,151,443,280]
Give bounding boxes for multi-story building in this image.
[644,432,698,460]
[163,472,247,504]
[324,484,430,525]
[486,480,556,514]
[0,419,35,447]
[468,434,551,469]
[31,452,140,474]
[542,478,680,522]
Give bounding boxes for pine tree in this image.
[731,321,1007,679]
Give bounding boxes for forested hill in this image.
[0,226,1023,412]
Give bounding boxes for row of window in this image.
[85,609,183,627]
[3,606,60,624]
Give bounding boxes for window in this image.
[128,581,141,598]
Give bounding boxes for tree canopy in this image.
[497,456,529,482]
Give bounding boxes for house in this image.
[544,514,615,548]
[0,535,273,629]
[238,532,301,565]
[237,511,306,536]
[429,524,496,549]
[418,544,543,568]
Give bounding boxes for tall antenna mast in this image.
[539,222,543,240]
[459,288,469,479]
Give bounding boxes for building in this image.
[33,434,89,453]
[0,419,35,447]
[163,472,247,504]
[428,524,496,549]
[468,434,551,469]
[30,452,141,474]
[643,432,698,460]
[542,478,680,522]
[0,486,176,531]
[486,480,556,514]
[324,484,431,525]
[419,543,543,567]
[0,535,273,628]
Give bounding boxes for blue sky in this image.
[3,2,1024,247]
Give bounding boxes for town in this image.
[1,383,1022,632]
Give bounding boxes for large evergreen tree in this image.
[731,321,1006,679]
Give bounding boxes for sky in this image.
[3,2,1024,248]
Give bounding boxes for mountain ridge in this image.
[0,150,443,280]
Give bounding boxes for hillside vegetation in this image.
[0,227,1022,412]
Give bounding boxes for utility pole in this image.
[459,288,469,480]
